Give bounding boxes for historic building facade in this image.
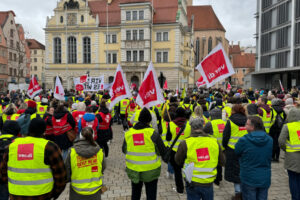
[26,39,45,86]
[0,11,30,86]
[44,0,194,90]
[0,26,8,92]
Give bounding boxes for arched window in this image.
[81,15,84,23]
[68,36,77,64]
[60,16,64,23]
[208,37,212,53]
[54,37,61,64]
[83,37,91,63]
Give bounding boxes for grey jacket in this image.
[279,108,300,173]
[65,139,106,200]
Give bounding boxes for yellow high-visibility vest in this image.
[8,137,53,196]
[211,119,226,150]
[161,119,170,147]
[120,99,130,115]
[228,121,248,149]
[286,122,300,152]
[184,136,219,184]
[125,127,161,172]
[261,108,273,134]
[170,121,191,152]
[37,105,48,118]
[70,148,103,195]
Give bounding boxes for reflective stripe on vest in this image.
[125,128,161,172]
[228,121,248,149]
[7,137,53,196]
[133,109,142,126]
[70,148,103,195]
[286,122,300,152]
[184,136,219,184]
[170,121,191,152]
[161,120,170,147]
[211,119,226,150]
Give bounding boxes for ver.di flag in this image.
[163,80,168,90]
[136,62,165,108]
[196,43,235,88]
[109,64,132,109]
[54,76,65,101]
[27,75,42,99]
[196,76,206,88]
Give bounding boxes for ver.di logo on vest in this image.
[133,134,145,146]
[196,148,210,162]
[17,144,34,161]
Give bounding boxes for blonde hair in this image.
[193,106,203,118]
[3,103,18,114]
[18,102,28,110]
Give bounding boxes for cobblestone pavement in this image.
[58,125,291,200]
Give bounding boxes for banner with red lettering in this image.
[109,64,132,109]
[136,62,165,108]
[196,43,235,88]
[196,76,206,88]
[27,75,42,99]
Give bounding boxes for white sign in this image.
[74,76,104,91]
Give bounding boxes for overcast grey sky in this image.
[0,0,256,47]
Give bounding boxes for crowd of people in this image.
[0,87,299,200]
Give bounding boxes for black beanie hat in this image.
[29,118,46,137]
[138,108,152,124]
[176,107,186,118]
[2,120,20,136]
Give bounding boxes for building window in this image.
[261,55,271,68]
[243,69,246,74]
[133,30,138,41]
[54,37,62,64]
[34,58,37,62]
[261,33,271,53]
[208,37,212,53]
[163,32,168,41]
[126,11,131,20]
[126,51,131,62]
[9,68,12,75]
[14,54,16,61]
[276,27,288,49]
[34,50,37,54]
[112,34,117,43]
[16,42,19,50]
[262,0,272,9]
[295,49,300,66]
[10,29,13,37]
[34,66,37,71]
[83,37,91,64]
[277,2,289,25]
[60,16,63,23]
[106,52,117,64]
[276,51,288,68]
[19,55,23,63]
[68,36,77,64]
[139,50,144,62]
[10,40,13,48]
[133,51,138,62]
[132,11,137,20]
[296,22,300,45]
[14,69,16,76]
[296,0,300,18]
[126,30,131,40]
[9,52,12,61]
[156,51,168,63]
[139,30,144,40]
[0,35,2,43]
[156,32,161,41]
[81,15,84,23]
[139,10,144,20]
[262,10,272,32]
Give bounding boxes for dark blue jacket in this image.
[235,130,273,188]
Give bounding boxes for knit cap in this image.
[138,108,152,124]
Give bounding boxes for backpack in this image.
[0,136,15,163]
[274,113,284,129]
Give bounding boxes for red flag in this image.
[80,75,88,83]
[109,64,132,109]
[227,82,232,90]
[136,62,165,108]
[27,75,42,99]
[279,80,284,92]
[54,76,65,101]
[196,76,206,88]
[196,43,235,88]
[163,80,168,90]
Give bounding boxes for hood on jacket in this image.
[229,113,247,126]
[53,110,68,119]
[73,139,100,158]
[245,130,270,147]
[287,108,300,123]
[83,113,96,122]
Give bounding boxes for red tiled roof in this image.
[187,6,225,32]
[88,0,178,27]
[229,45,241,55]
[232,53,255,68]
[26,39,45,50]
[0,11,15,27]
